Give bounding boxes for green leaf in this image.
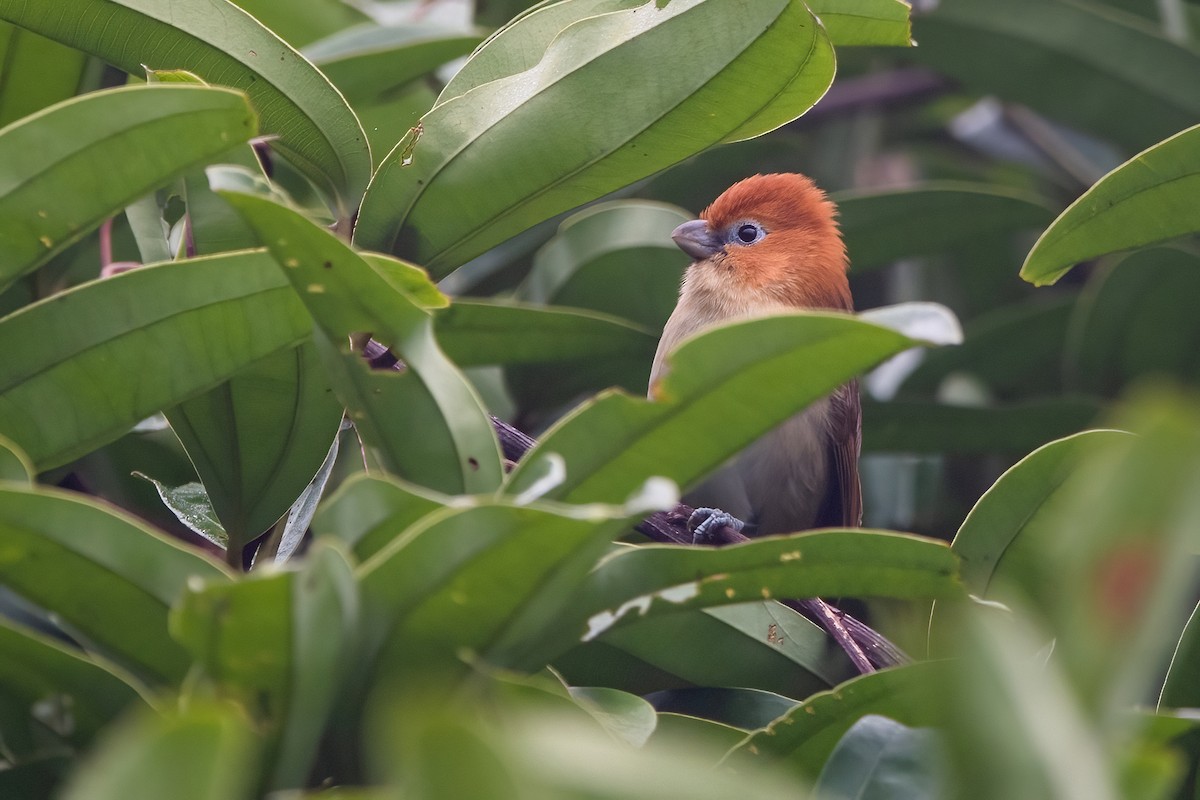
[506,313,917,506]
[0,84,257,292]
[813,715,944,800]
[0,23,88,128]
[863,397,1103,455]
[568,686,658,748]
[218,190,504,494]
[262,427,343,566]
[1065,249,1200,394]
[556,602,854,700]
[229,0,368,48]
[435,300,658,367]
[907,0,1200,153]
[357,501,626,679]
[572,531,961,646]
[0,432,33,482]
[0,250,312,470]
[304,23,484,105]
[56,703,259,800]
[0,484,229,684]
[807,0,913,46]
[171,542,358,791]
[437,0,644,102]
[0,618,148,752]
[948,430,1130,599]
[165,341,344,550]
[940,611,1121,800]
[836,183,1054,272]
[1023,127,1200,285]
[379,688,802,800]
[644,687,797,732]
[134,474,228,549]
[355,0,835,274]
[0,0,371,213]
[738,662,948,781]
[1161,600,1200,709]
[516,200,692,330]
[1035,394,1200,713]
[313,473,446,562]
[947,395,1200,715]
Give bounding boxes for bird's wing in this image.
[822,379,863,528]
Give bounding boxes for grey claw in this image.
[688,507,744,544]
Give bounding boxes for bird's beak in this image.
[671,219,722,260]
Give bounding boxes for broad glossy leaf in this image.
[813,714,943,800]
[355,0,835,274]
[948,396,1200,715]
[219,190,503,494]
[863,397,1103,455]
[305,23,484,104]
[836,183,1054,272]
[1161,600,1200,709]
[0,23,88,127]
[357,501,627,679]
[1023,128,1200,285]
[0,84,256,292]
[170,160,344,552]
[517,200,691,330]
[572,531,960,648]
[230,0,368,48]
[907,0,1200,153]
[949,430,1129,599]
[0,485,229,684]
[438,0,643,102]
[646,687,797,732]
[0,250,312,470]
[435,300,657,366]
[381,692,801,800]
[166,342,343,548]
[0,0,371,212]
[506,313,917,505]
[569,686,658,747]
[0,619,147,751]
[556,602,854,700]
[808,0,913,46]
[313,473,446,562]
[1031,395,1200,713]
[171,543,357,790]
[56,703,259,800]
[941,611,1121,800]
[737,661,948,780]
[1065,249,1200,394]
[0,432,32,482]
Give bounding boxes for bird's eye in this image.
[734,223,763,244]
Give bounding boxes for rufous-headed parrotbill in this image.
[649,173,862,540]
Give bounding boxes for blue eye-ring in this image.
[733,222,764,245]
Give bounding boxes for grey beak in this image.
[671,219,722,260]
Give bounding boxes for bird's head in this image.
[671,173,851,311]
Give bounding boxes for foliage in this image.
[0,0,1199,798]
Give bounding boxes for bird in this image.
[649,173,862,541]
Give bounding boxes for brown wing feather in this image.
[817,379,862,528]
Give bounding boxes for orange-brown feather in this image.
[701,173,851,311]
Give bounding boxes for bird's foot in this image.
[687,507,745,545]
